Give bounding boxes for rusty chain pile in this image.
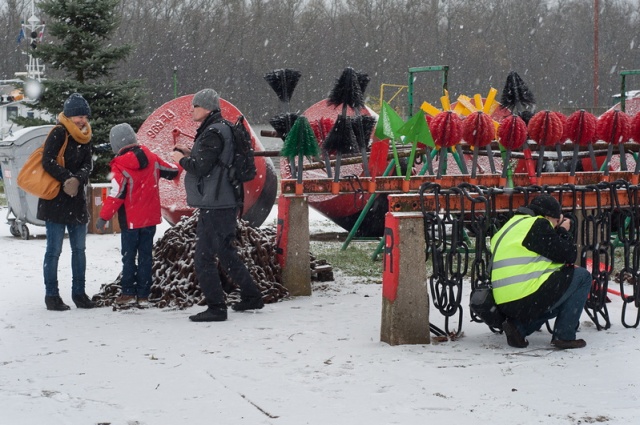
[419,180,640,337]
[93,211,292,310]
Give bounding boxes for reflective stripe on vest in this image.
[490,215,562,304]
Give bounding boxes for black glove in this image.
[63,177,81,197]
[96,218,107,231]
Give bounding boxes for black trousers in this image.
[194,208,261,307]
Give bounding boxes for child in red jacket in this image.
[97,123,179,307]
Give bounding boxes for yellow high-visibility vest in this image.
[490,215,563,304]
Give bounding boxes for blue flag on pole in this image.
[16,28,25,44]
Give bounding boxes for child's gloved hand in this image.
[96,218,107,231]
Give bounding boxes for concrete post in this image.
[380,212,430,345]
[276,194,311,296]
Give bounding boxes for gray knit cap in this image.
[192,88,220,112]
[109,123,138,154]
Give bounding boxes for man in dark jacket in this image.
[171,88,263,322]
[491,194,592,349]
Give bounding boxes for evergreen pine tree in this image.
[14,0,146,181]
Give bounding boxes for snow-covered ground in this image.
[1,205,639,425]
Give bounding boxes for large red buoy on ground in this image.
[137,95,278,227]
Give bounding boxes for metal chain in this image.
[419,182,448,338]
[580,184,612,330]
[430,188,464,336]
[613,181,640,328]
[464,184,494,329]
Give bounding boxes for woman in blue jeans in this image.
[37,93,94,311]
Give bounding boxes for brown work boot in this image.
[502,318,529,348]
[115,294,137,306]
[551,339,587,349]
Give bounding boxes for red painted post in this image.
[380,211,430,345]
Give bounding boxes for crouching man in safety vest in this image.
[490,194,592,349]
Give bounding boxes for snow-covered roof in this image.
[611,90,640,99]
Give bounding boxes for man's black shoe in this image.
[551,339,586,349]
[72,293,96,309]
[232,297,264,312]
[45,296,70,311]
[502,318,529,348]
[189,307,227,322]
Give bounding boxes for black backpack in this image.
[215,115,257,210]
[224,115,257,184]
[469,285,506,329]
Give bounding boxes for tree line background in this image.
[1,0,639,124]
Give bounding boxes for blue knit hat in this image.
[63,93,91,117]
